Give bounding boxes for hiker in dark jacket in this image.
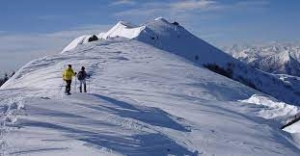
[77,66,90,93]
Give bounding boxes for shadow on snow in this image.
[91,94,190,132]
[19,93,197,156]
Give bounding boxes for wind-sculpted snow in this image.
[62,35,92,53]
[240,94,300,126]
[0,39,300,155]
[99,21,145,40]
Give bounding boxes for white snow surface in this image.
[240,94,300,126]
[1,39,300,155]
[62,35,92,53]
[99,21,144,40]
[99,17,232,65]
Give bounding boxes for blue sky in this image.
[0,0,299,75]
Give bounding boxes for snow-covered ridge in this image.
[60,18,300,106]
[62,35,93,53]
[62,17,170,53]
[63,17,225,64]
[1,39,300,155]
[99,21,146,40]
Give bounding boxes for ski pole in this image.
[74,77,76,93]
[88,78,91,93]
[59,81,64,96]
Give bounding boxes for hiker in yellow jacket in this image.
[63,64,76,95]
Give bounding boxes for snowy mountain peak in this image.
[152,17,172,25]
[99,20,146,40]
[116,21,136,28]
[155,16,168,22]
[62,17,184,53]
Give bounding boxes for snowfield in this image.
[1,18,300,155]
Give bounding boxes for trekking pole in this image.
[59,80,64,96]
[74,77,77,93]
[88,78,91,93]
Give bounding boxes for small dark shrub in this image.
[0,73,9,87]
[204,64,232,78]
[172,22,179,26]
[88,35,98,42]
[237,76,257,90]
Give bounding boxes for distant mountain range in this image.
[223,43,300,76]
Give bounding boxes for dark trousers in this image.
[65,80,72,94]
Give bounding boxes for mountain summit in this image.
[0,18,300,155]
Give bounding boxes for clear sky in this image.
[0,0,299,75]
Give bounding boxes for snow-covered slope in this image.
[63,18,300,106]
[62,35,93,52]
[99,21,144,40]
[1,39,300,155]
[223,43,300,76]
[96,17,231,65]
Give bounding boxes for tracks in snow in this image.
[0,97,25,156]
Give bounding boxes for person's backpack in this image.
[77,71,85,80]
